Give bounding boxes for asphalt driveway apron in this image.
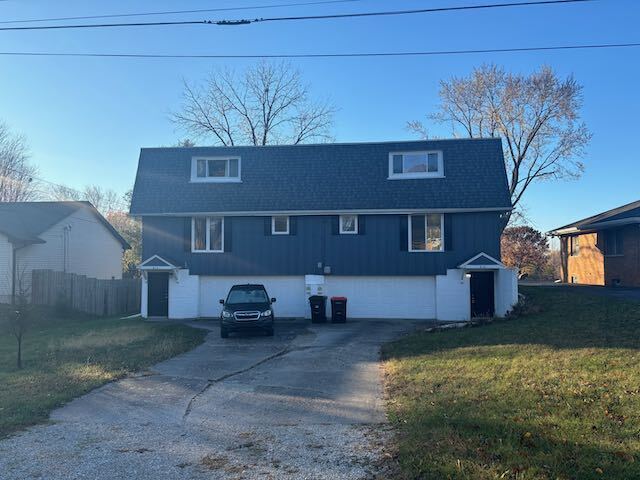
[0,318,424,479]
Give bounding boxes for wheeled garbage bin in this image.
[309,295,327,323]
[330,296,347,323]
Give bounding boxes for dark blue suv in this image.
[219,284,276,338]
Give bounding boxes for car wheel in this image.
[221,327,229,338]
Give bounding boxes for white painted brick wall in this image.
[495,268,518,317]
[435,269,471,321]
[140,275,148,317]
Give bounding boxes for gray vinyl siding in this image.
[142,212,504,277]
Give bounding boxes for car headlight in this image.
[222,310,232,318]
[261,309,272,317]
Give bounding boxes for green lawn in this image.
[0,307,206,438]
[383,287,640,480]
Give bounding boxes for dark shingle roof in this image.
[550,199,640,234]
[0,201,130,248]
[129,138,512,215]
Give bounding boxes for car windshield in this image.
[226,287,269,304]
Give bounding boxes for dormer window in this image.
[191,157,241,182]
[388,151,443,179]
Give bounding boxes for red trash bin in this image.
[330,296,347,323]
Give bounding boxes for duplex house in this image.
[130,139,518,321]
[549,200,640,287]
[0,201,130,303]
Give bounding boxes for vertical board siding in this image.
[31,269,140,316]
[142,212,505,277]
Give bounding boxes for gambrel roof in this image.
[130,138,512,216]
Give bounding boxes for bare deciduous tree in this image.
[408,64,591,211]
[48,184,125,214]
[172,61,334,146]
[0,122,38,202]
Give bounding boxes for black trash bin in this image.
[309,295,327,323]
[330,296,347,323]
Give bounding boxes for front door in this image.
[148,272,169,317]
[470,271,495,318]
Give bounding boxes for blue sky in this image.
[0,0,638,234]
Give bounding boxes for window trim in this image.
[191,216,225,253]
[388,151,444,179]
[271,215,290,235]
[339,214,358,234]
[408,214,445,252]
[190,156,241,183]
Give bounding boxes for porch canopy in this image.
[137,255,179,278]
[458,252,507,270]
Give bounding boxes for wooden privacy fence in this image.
[31,269,141,316]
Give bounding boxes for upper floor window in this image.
[409,214,443,252]
[192,216,224,252]
[339,215,358,234]
[604,229,623,256]
[570,236,580,256]
[191,157,240,182]
[389,151,443,179]
[272,216,290,235]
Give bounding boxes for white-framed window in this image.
[271,216,290,235]
[408,214,444,252]
[388,151,443,179]
[191,157,241,182]
[192,216,224,252]
[339,214,358,234]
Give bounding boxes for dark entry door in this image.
[148,272,169,317]
[470,271,495,318]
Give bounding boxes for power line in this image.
[0,0,366,25]
[0,0,596,31]
[0,41,636,59]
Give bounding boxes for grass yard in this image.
[0,307,206,438]
[383,287,640,480]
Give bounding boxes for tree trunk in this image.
[17,336,22,369]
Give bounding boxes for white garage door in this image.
[199,276,307,318]
[325,276,436,319]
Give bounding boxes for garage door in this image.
[325,276,436,319]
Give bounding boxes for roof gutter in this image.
[129,206,513,218]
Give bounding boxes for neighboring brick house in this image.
[130,138,519,321]
[549,200,640,287]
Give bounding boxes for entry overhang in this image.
[138,255,180,279]
[458,252,507,270]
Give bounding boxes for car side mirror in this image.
[219,299,224,305]
[271,298,276,303]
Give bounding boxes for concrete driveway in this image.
[0,317,427,479]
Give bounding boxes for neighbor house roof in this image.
[0,201,130,248]
[129,138,512,215]
[549,199,640,235]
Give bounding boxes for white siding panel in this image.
[14,207,124,299]
[65,207,124,280]
[495,268,518,317]
[0,235,13,303]
[435,269,471,321]
[199,276,307,318]
[325,276,437,319]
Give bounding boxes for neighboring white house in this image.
[0,201,129,303]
